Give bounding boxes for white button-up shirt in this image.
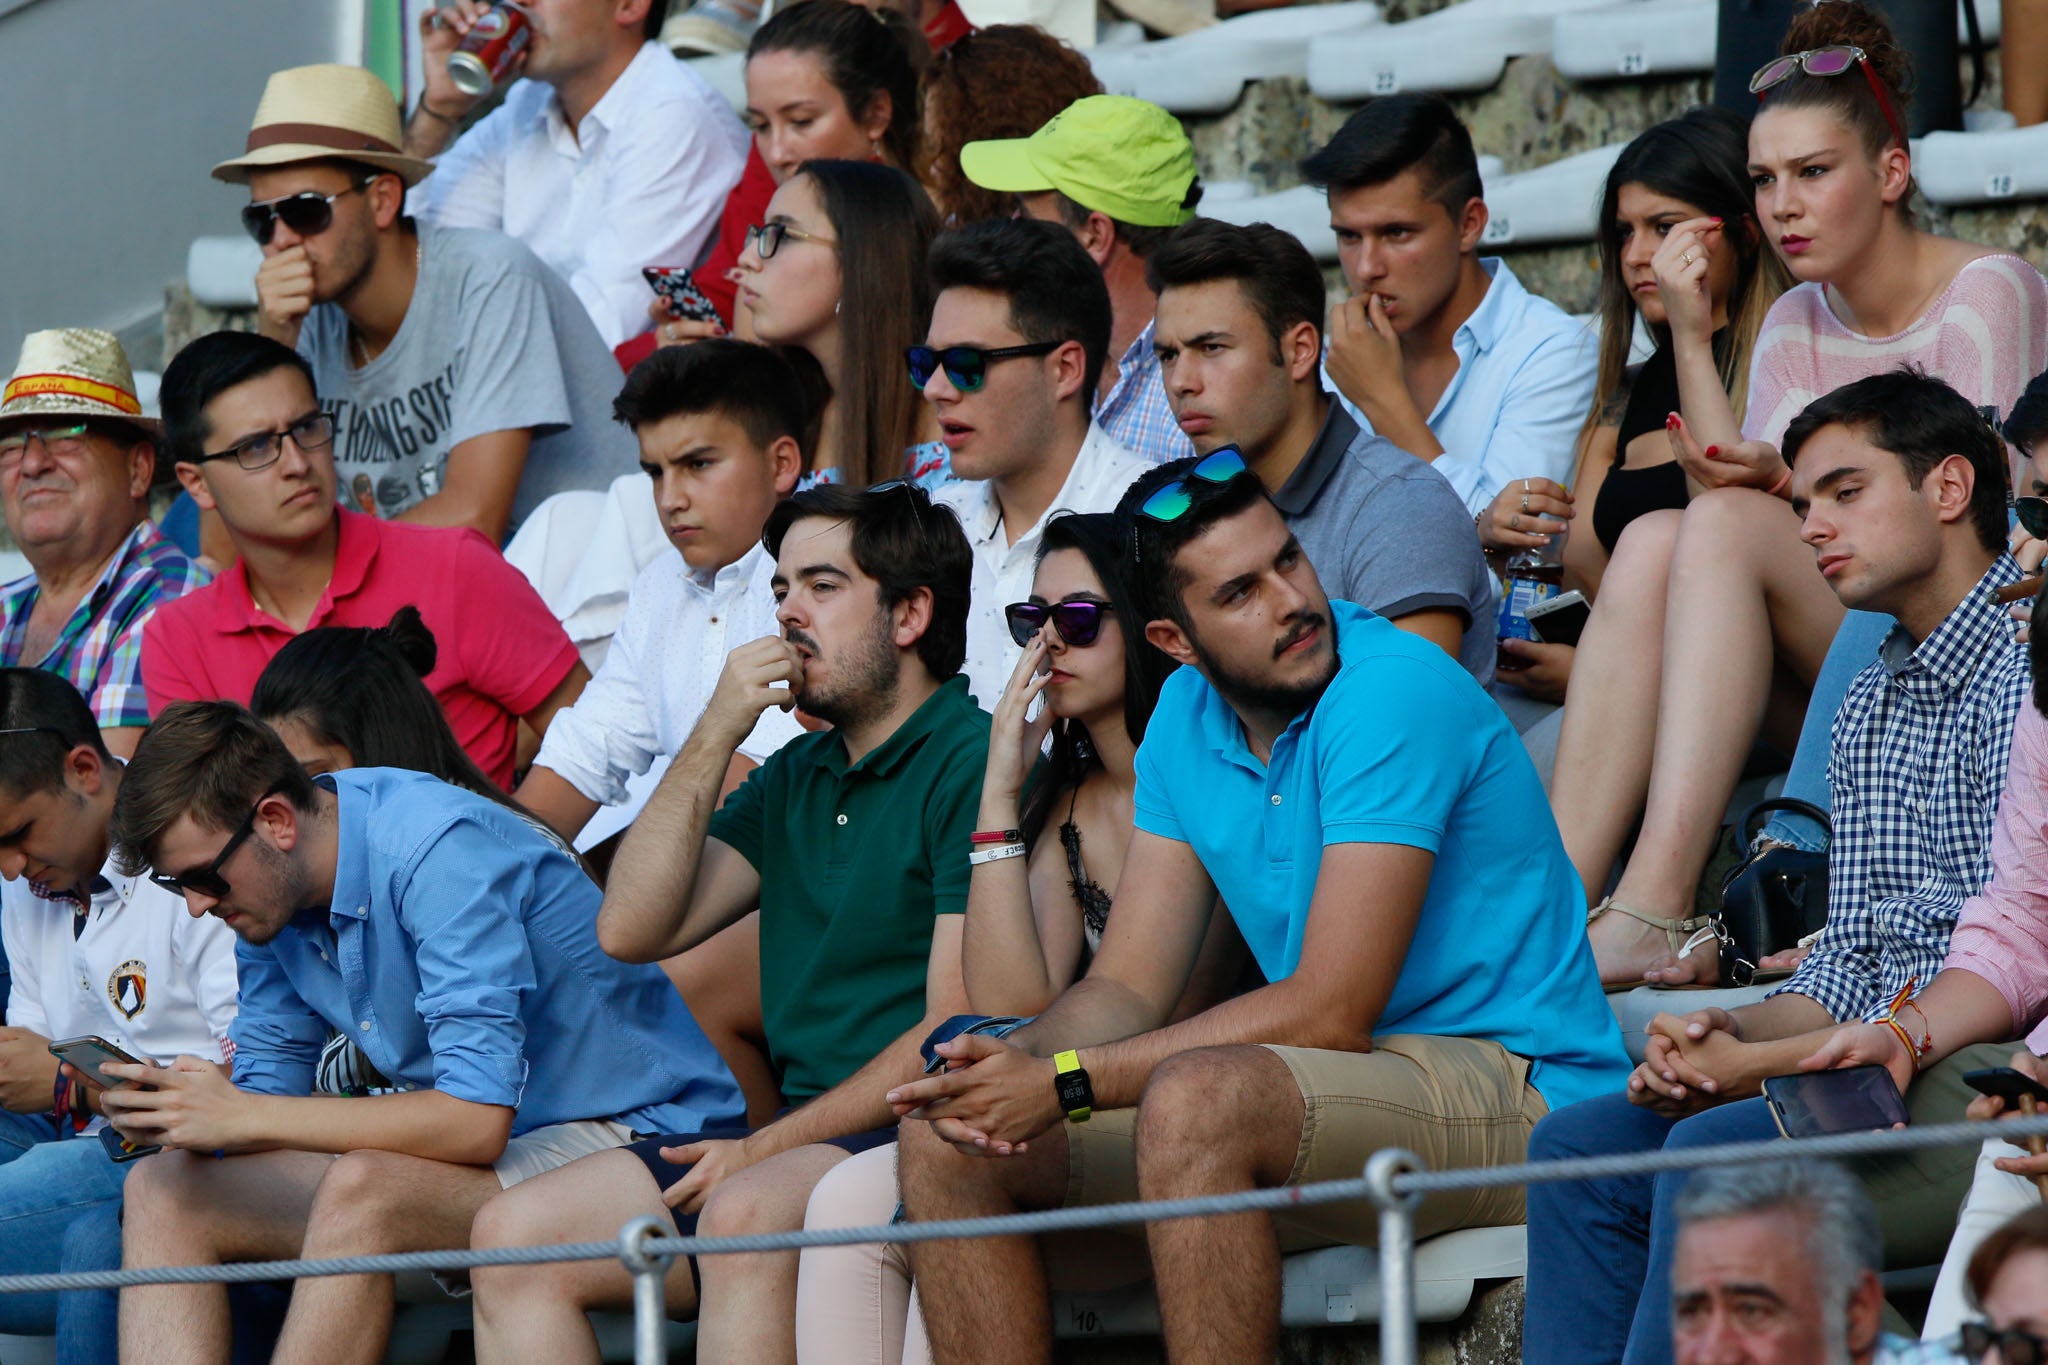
[409,41,749,348]
[3,854,239,1083]
[534,540,805,810]
[932,424,1150,709]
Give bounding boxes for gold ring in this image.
[1521,494,1530,513]
[1682,250,1695,266]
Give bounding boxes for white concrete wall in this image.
[0,0,359,362]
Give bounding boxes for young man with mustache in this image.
[888,457,1625,1364]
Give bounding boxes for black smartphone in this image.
[97,1125,160,1164]
[49,1035,147,1091]
[1762,1065,1909,1138]
[642,267,723,326]
[1526,589,1591,647]
[1964,1066,2048,1107]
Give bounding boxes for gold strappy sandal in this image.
[1587,897,1715,992]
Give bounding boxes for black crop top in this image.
[1592,343,1699,555]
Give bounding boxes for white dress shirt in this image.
[534,540,804,814]
[932,424,1150,709]
[3,854,239,1080]
[409,42,749,347]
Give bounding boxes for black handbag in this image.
[1714,798,1831,986]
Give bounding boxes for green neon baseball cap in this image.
[959,95,1197,229]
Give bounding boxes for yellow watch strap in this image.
[1054,1049,1081,1075]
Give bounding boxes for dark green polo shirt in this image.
[708,676,991,1103]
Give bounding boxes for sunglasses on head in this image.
[240,180,374,247]
[905,342,1062,394]
[1136,446,1250,525]
[148,787,282,901]
[1961,1321,2048,1365]
[1749,45,1905,148]
[1005,599,1111,648]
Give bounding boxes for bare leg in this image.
[2007,0,2048,125]
[663,912,782,1126]
[898,1118,1072,1365]
[1596,490,1844,983]
[469,1149,692,1365]
[273,1150,504,1365]
[697,1143,854,1365]
[1134,1047,1305,1365]
[119,1148,334,1365]
[1550,510,1684,900]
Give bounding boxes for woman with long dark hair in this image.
[793,513,1241,1365]
[734,157,945,488]
[1482,105,1792,702]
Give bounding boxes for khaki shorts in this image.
[1065,1035,1549,1250]
[493,1118,640,1188]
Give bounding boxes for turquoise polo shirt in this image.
[1132,602,1628,1112]
[710,676,990,1103]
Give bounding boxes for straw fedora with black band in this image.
[212,64,435,188]
[0,330,160,442]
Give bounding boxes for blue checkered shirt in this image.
[0,521,207,730]
[1773,555,2031,1022]
[1094,319,1194,467]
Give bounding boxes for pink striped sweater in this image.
[1743,253,2048,446]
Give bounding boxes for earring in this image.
[870,137,883,162]
[835,298,842,316]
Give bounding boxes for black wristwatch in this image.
[1053,1049,1093,1123]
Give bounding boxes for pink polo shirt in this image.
[1945,702,2048,1052]
[140,510,578,788]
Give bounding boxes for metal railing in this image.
[9,1113,2046,1365]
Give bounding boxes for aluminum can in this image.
[447,3,532,97]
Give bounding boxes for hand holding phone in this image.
[643,267,724,327]
[48,1036,147,1093]
[1526,589,1591,647]
[1762,1064,1908,1138]
[1965,1066,2048,1198]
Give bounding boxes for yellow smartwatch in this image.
[1053,1049,1093,1123]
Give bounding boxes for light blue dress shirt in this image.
[1131,602,1629,1113]
[228,769,743,1137]
[1327,257,1598,517]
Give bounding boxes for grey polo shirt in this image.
[1271,404,1496,684]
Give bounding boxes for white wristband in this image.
[969,843,1027,865]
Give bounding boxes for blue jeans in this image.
[0,1110,132,1341]
[1521,1092,1777,1365]
[1759,609,1893,851]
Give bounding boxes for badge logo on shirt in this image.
[107,960,146,1020]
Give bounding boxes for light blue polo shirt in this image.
[1132,601,1628,1112]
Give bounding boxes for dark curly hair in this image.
[921,25,1101,224]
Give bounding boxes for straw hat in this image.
[0,330,159,438]
[212,64,435,187]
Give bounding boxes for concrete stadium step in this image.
[1305,0,1611,102]
[1089,2,1382,116]
[1052,1226,1526,1338]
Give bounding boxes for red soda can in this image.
[447,3,533,97]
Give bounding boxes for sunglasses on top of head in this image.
[240,179,375,246]
[1004,599,1112,649]
[905,342,1063,394]
[1748,45,1906,147]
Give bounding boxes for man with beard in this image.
[463,480,990,1364]
[100,701,744,1365]
[885,455,1626,1365]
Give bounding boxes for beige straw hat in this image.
[0,330,159,437]
[212,64,435,187]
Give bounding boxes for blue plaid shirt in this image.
[1773,555,2030,1022]
[0,521,207,729]
[1094,319,1194,467]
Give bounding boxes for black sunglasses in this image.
[240,181,374,246]
[1005,599,1111,648]
[149,787,281,900]
[906,342,1062,394]
[2017,495,2048,541]
[1962,1321,2048,1365]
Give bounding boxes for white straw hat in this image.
[212,64,435,187]
[0,330,159,437]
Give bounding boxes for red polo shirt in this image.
[140,510,579,788]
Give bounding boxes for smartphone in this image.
[1964,1067,2048,1108]
[97,1125,160,1164]
[1762,1065,1909,1138]
[1526,589,1591,647]
[49,1035,148,1092]
[642,267,723,326]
